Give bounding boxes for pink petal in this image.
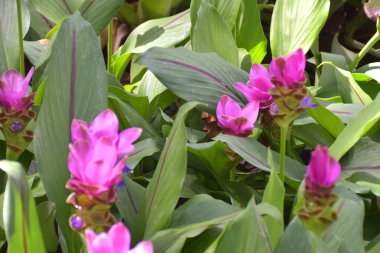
[241,101,259,125]
[90,110,119,141]
[250,64,270,80]
[68,141,92,180]
[71,119,89,142]
[0,69,26,94]
[108,223,131,252]
[86,232,115,253]
[84,160,112,188]
[21,67,34,95]
[118,128,142,155]
[92,137,118,168]
[223,96,241,117]
[129,241,154,253]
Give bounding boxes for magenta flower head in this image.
[85,222,154,253]
[216,95,259,136]
[306,145,341,191]
[67,109,142,197]
[0,68,35,114]
[235,64,274,108]
[270,48,306,89]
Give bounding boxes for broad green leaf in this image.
[329,94,380,160]
[262,149,284,249]
[79,0,122,35]
[214,134,306,183]
[138,0,173,20]
[357,62,380,83]
[136,102,199,240]
[292,123,335,147]
[192,2,238,66]
[112,10,191,79]
[34,13,108,252]
[127,138,161,170]
[215,198,272,253]
[356,181,380,196]
[353,73,380,100]
[116,176,146,229]
[0,161,45,253]
[304,100,344,138]
[37,201,58,252]
[366,234,380,253]
[0,0,30,72]
[188,141,253,205]
[138,47,247,111]
[151,211,237,253]
[109,86,149,119]
[138,70,167,102]
[108,96,160,139]
[170,194,240,228]
[340,138,380,179]
[236,0,267,63]
[270,0,330,57]
[318,63,372,105]
[30,0,122,35]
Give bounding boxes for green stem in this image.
[279,126,288,183]
[16,0,25,76]
[107,20,113,72]
[348,30,380,71]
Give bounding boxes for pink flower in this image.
[0,68,34,114]
[216,95,259,136]
[85,222,154,253]
[269,49,306,89]
[67,110,142,196]
[306,145,341,191]
[235,64,274,108]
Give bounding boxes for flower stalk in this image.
[16,0,25,76]
[107,20,113,72]
[279,125,288,182]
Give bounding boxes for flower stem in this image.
[16,0,25,76]
[348,30,380,71]
[279,126,288,183]
[107,20,113,72]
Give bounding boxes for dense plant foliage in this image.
[0,0,380,252]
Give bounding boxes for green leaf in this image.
[188,141,253,205]
[340,138,380,179]
[30,0,122,36]
[79,0,122,35]
[270,0,330,57]
[37,201,58,252]
[329,94,380,160]
[262,149,284,249]
[34,13,108,252]
[215,198,272,253]
[108,96,160,139]
[318,63,372,105]
[192,2,238,66]
[214,134,306,183]
[0,160,46,253]
[170,194,240,228]
[116,176,146,229]
[236,0,267,63]
[126,138,161,170]
[112,10,191,79]
[138,47,247,111]
[136,102,199,240]
[292,123,335,147]
[138,70,168,102]
[138,0,173,20]
[0,0,30,72]
[151,211,237,253]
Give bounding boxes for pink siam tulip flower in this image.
[0,68,35,114]
[85,222,154,253]
[235,64,274,108]
[67,110,142,196]
[216,95,259,136]
[269,49,306,89]
[305,145,341,191]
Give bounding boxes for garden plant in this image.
[0,0,380,252]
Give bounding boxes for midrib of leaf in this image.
[69,31,76,138]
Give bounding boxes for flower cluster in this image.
[298,145,341,235]
[85,223,153,253]
[0,68,36,160]
[216,49,316,136]
[66,110,141,232]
